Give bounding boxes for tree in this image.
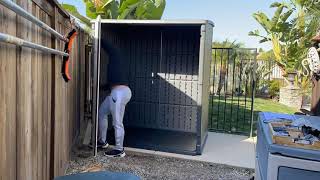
[259,48,264,53]
[296,0,320,19]
[257,50,276,61]
[61,4,91,25]
[212,40,244,95]
[249,1,320,75]
[117,0,166,19]
[61,0,166,23]
[242,60,272,95]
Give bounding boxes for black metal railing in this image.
[209,48,257,136]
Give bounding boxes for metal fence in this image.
[208,48,257,136]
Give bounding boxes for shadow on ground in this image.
[209,95,256,136]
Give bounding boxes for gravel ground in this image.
[66,147,254,180]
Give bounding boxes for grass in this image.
[253,98,297,114]
[208,95,297,136]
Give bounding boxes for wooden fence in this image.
[0,0,88,180]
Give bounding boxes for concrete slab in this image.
[125,132,256,169]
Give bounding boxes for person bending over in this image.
[98,38,131,158]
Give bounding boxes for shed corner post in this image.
[92,15,102,156]
[196,24,207,154]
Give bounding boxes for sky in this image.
[58,0,278,50]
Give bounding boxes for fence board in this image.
[16,0,33,180]
[31,4,43,179]
[0,2,17,180]
[0,0,88,180]
[32,0,54,16]
[45,8,53,180]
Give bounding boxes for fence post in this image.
[50,5,58,179]
[250,49,258,137]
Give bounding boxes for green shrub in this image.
[268,80,281,98]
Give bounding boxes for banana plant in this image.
[250,1,320,75]
[212,40,244,95]
[133,0,166,19]
[83,0,119,19]
[249,2,294,72]
[61,4,91,24]
[242,61,272,95]
[61,0,166,22]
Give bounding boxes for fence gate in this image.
[209,48,257,136]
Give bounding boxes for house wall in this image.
[0,0,87,180]
[257,60,284,80]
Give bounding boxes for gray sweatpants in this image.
[98,86,132,150]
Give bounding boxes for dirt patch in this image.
[67,148,253,180]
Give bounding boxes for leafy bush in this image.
[268,80,281,99]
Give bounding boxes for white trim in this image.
[93,15,102,156]
[91,19,215,27]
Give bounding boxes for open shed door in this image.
[91,16,101,156]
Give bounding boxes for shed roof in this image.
[91,19,215,27]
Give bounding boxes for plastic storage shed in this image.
[92,19,214,155]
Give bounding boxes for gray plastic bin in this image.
[256,112,320,180]
[92,19,214,155]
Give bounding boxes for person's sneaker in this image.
[97,141,109,149]
[104,149,126,158]
[89,141,109,149]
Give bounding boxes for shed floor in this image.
[121,128,197,155]
[125,132,257,169]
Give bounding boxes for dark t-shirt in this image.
[101,39,129,87]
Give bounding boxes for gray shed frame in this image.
[92,18,214,155]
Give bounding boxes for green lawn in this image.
[208,96,297,135]
[253,98,297,114]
